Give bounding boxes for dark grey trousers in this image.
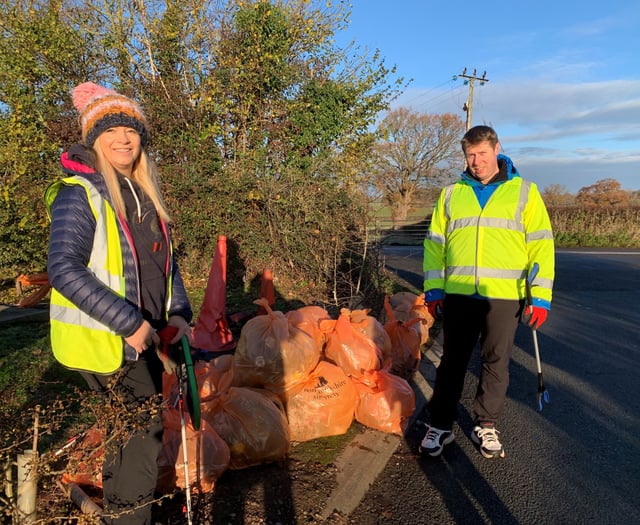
[81,350,164,525]
[428,294,523,430]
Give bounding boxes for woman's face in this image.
[96,126,142,176]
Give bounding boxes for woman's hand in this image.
[167,315,192,344]
[125,320,160,354]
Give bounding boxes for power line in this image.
[413,85,467,113]
[392,76,470,116]
[398,77,459,107]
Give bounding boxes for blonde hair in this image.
[93,144,171,223]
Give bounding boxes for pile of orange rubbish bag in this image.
[62,291,433,495]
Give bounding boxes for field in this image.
[372,205,640,248]
[369,205,433,245]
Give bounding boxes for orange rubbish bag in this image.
[349,308,392,357]
[232,298,321,394]
[322,308,383,378]
[284,305,332,351]
[201,386,290,470]
[352,367,416,435]
[382,295,424,379]
[157,409,230,493]
[284,360,358,442]
[384,291,433,346]
[196,352,290,470]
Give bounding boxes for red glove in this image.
[522,305,547,329]
[158,325,179,344]
[427,300,444,320]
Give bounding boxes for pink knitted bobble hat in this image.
[71,82,148,147]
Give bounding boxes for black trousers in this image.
[81,350,164,525]
[428,294,522,430]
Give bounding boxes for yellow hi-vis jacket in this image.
[45,175,174,374]
[423,176,554,307]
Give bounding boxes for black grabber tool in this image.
[526,262,550,411]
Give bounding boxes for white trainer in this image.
[471,424,505,458]
[419,425,454,457]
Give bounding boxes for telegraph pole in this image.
[457,68,489,130]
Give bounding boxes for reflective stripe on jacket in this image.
[423,176,554,306]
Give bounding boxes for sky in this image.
[334,0,640,193]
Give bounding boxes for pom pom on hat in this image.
[71,82,119,112]
[71,81,148,147]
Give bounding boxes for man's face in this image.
[463,141,500,184]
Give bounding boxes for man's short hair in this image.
[461,125,499,150]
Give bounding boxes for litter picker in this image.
[158,328,200,525]
[178,334,201,431]
[526,262,550,411]
[175,334,200,525]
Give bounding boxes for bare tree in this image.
[371,107,464,228]
[541,184,575,207]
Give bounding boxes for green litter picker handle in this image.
[181,335,201,430]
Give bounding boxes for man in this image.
[420,125,554,459]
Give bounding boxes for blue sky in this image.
[335,1,640,193]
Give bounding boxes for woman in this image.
[45,82,192,524]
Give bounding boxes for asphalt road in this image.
[346,247,640,525]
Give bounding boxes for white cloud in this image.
[393,78,640,192]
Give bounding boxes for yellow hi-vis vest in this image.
[45,176,127,374]
[424,178,554,304]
